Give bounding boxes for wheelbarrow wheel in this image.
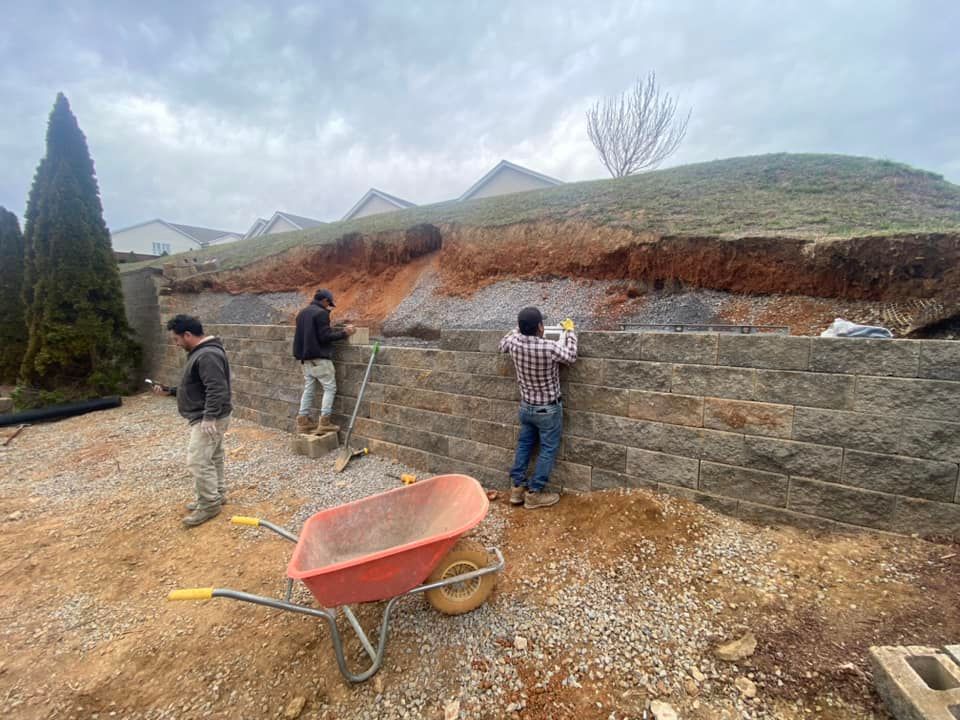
[425,539,496,616]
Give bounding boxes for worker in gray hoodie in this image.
[152,314,232,527]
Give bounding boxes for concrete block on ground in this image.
[787,477,896,529]
[641,332,718,365]
[671,365,756,401]
[703,398,793,438]
[290,432,339,458]
[892,497,960,540]
[601,359,672,391]
[870,645,960,720]
[792,407,901,453]
[810,338,921,378]
[843,449,958,502]
[717,334,811,371]
[919,342,960,381]
[699,461,789,507]
[755,369,854,410]
[629,390,703,426]
[658,484,740,516]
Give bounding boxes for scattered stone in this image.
[649,700,678,720]
[514,635,528,652]
[715,631,757,661]
[690,667,706,683]
[283,696,306,718]
[735,676,757,698]
[373,675,384,694]
[444,698,460,720]
[684,677,700,697]
[6,511,23,522]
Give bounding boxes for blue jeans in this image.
[509,401,563,493]
[298,359,337,417]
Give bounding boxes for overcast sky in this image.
[2,0,958,233]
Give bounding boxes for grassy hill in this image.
[122,153,960,274]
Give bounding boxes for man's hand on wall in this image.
[345,324,356,336]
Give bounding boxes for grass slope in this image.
[123,153,960,273]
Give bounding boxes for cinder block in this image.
[446,437,513,469]
[843,449,958,502]
[900,431,960,484]
[591,468,658,491]
[563,436,627,472]
[671,365,756,401]
[629,390,703,426]
[247,325,287,341]
[346,327,370,345]
[919,341,960,381]
[626,448,700,488]
[602,359,672,391]
[703,398,793,438]
[564,383,630,416]
[439,330,480,352]
[741,436,843,481]
[562,358,605,385]
[717,334,811,371]
[755,369,854,410]
[641,332,717,365]
[870,645,960,720]
[810,338,920,378]
[855,376,960,423]
[792,407,901,453]
[290,432,339,458]
[699,461,789,507]
[788,477,896,529]
[736,501,841,532]
[893,497,960,540]
[577,332,643,360]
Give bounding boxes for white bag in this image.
[820,318,892,338]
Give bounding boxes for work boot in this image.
[314,415,340,434]
[182,505,221,527]
[510,485,526,506]
[186,495,226,511]
[524,491,560,510]
[296,415,314,433]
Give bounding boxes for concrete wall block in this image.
[843,449,958,502]
[699,461,789,507]
[247,325,288,341]
[892,497,960,539]
[629,390,704,427]
[591,468,658,491]
[703,398,793,438]
[788,477,896,529]
[565,383,630,416]
[671,365,756,401]
[737,501,840,532]
[447,437,513,469]
[918,340,960,380]
[899,419,960,462]
[578,332,643,360]
[641,332,718,365]
[467,418,517,449]
[440,330,480,351]
[362,417,450,456]
[626,448,700,488]
[740,436,843,481]
[792,407,901,453]
[347,327,370,345]
[455,352,512,377]
[562,358,605,385]
[379,385,455,415]
[717,334,811,370]
[855,376,960,422]
[755,369,854,410]
[464,374,520,402]
[333,344,372,364]
[563,436,627,472]
[601,359,673,391]
[658,485,740,515]
[476,330,505,354]
[430,454,506,488]
[454,395,518,424]
[550,460,592,492]
[809,338,920,377]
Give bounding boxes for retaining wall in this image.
[151,322,960,539]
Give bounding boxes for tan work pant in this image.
[186,416,230,510]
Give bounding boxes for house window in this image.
[152,242,171,255]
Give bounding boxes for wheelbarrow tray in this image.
[287,474,489,607]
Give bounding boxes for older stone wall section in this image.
[152,323,960,539]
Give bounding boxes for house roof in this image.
[458,159,563,201]
[341,188,417,221]
[261,211,326,234]
[110,218,240,246]
[243,217,269,240]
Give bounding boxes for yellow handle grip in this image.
[168,588,214,601]
[231,516,260,527]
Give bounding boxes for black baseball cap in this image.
[314,289,336,307]
[518,306,543,336]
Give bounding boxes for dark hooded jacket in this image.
[170,338,232,423]
[293,301,347,361]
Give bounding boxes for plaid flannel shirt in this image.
[498,330,578,405]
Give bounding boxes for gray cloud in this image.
[1,0,958,233]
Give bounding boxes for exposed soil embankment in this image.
[438,221,960,302]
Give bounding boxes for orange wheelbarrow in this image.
[167,474,504,682]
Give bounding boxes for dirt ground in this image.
[1,396,958,719]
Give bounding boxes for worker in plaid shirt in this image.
[499,306,578,509]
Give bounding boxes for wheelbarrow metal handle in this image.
[230,516,299,543]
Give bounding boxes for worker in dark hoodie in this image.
[152,314,232,527]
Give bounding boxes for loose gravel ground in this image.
[1,396,957,720]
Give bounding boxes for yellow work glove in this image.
[560,318,575,332]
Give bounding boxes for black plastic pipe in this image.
[0,396,122,427]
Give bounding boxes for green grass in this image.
[122,153,960,274]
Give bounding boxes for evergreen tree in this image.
[0,208,27,383]
[19,93,140,400]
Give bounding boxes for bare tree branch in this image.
[586,72,692,177]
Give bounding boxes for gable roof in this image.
[458,159,562,201]
[261,210,326,235]
[341,188,417,220]
[111,218,240,247]
[243,217,269,241]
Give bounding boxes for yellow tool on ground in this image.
[401,473,418,485]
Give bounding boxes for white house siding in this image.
[263,216,301,235]
[467,167,557,200]
[110,222,197,255]
[351,195,405,219]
